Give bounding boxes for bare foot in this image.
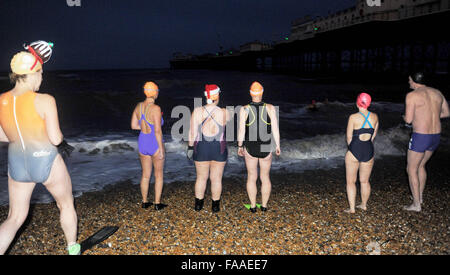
[356,204,367,211]
[344,208,355,214]
[410,195,423,205]
[403,204,421,212]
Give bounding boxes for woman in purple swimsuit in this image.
[131,82,166,210]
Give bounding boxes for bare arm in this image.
[42,95,63,146]
[372,114,379,141]
[151,106,164,154]
[404,93,415,124]
[237,106,248,147]
[346,115,354,146]
[131,104,141,130]
[0,125,9,143]
[441,97,450,119]
[267,104,280,151]
[189,108,199,147]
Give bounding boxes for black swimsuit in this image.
[244,102,272,158]
[348,112,375,162]
[193,107,228,162]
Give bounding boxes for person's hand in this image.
[275,146,281,156]
[158,148,165,160]
[57,140,74,158]
[237,146,244,157]
[187,145,194,160]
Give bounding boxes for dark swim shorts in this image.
[408,132,440,153]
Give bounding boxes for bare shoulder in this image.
[151,104,161,112]
[349,112,359,120]
[265,103,275,112]
[370,112,379,122]
[35,93,56,105]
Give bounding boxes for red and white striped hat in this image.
[204,84,221,104]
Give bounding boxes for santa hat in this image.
[204,84,221,104]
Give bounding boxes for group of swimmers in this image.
[0,41,448,254]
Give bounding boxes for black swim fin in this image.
[80,226,119,254]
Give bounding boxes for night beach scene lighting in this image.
[0,0,449,261]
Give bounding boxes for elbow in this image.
[50,134,63,146]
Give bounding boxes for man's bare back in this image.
[404,85,449,134]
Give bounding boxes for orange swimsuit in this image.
[0,90,57,183]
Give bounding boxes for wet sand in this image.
[1,153,449,255]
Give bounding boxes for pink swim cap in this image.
[357,93,372,109]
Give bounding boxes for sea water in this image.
[0,69,446,205]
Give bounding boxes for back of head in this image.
[143,81,159,98]
[250,81,264,97]
[357,93,372,109]
[410,72,426,85]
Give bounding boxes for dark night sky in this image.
[0,0,355,71]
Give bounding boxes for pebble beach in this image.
[1,152,449,255]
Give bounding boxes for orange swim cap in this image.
[10,52,42,75]
[143,82,159,98]
[250,81,264,96]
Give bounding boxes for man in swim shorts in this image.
[403,72,449,212]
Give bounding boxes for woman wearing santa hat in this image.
[187,84,231,213]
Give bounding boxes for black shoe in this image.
[195,198,204,211]
[212,199,221,213]
[260,206,268,212]
[142,202,153,209]
[250,207,257,213]
[154,203,168,211]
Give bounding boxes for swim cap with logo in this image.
[143,82,159,98]
[250,81,264,96]
[204,84,220,104]
[356,93,372,109]
[10,52,42,75]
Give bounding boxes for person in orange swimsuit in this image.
[0,42,79,255]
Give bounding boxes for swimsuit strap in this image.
[260,103,271,126]
[359,112,373,129]
[201,106,220,126]
[246,103,271,126]
[139,103,154,126]
[246,104,256,127]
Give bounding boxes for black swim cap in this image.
[410,72,426,85]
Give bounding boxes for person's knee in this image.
[407,164,417,175]
[359,180,370,187]
[7,211,28,227]
[55,196,75,211]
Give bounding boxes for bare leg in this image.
[405,150,425,212]
[259,153,273,208]
[345,151,359,213]
[194,161,210,199]
[244,149,259,208]
[418,150,433,204]
[357,158,374,210]
[0,178,35,255]
[152,148,165,204]
[209,161,226,201]
[43,154,78,247]
[139,153,152,203]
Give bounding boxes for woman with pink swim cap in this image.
[344,93,379,214]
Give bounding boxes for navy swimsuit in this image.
[348,112,375,162]
[193,107,228,162]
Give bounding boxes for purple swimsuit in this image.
[138,104,164,156]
